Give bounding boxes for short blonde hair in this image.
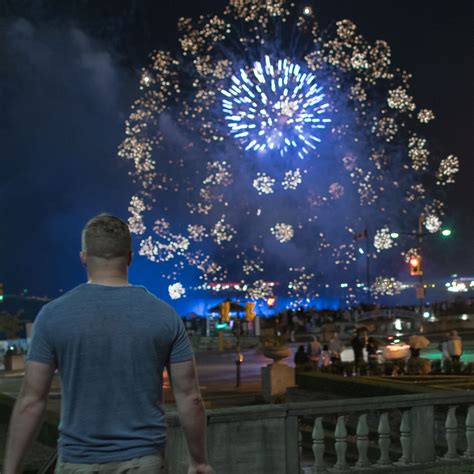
[81,213,131,259]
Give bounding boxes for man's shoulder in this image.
[38,285,85,314]
[36,284,180,321]
[140,290,178,317]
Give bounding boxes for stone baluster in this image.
[355,413,371,468]
[312,417,326,472]
[333,415,348,471]
[444,406,459,460]
[465,405,474,459]
[376,412,391,466]
[299,423,303,460]
[396,410,411,465]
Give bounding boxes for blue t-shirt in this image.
[26,283,193,463]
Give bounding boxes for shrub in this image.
[452,360,464,375]
[368,360,382,376]
[383,362,393,376]
[407,358,431,375]
[431,360,442,375]
[330,360,345,375]
[464,362,474,375]
[355,361,369,376]
[343,362,354,377]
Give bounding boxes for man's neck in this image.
[87,275,131,287]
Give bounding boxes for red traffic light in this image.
[409,256,422,276]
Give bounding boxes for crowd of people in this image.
[293,328,465,375]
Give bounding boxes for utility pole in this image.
[235,318,242,388]
[365,228,371,305]
[417,215,425,314]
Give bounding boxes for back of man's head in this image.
[81,213,132,264]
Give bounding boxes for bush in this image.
[452,360,464,375]
[358,361,369,376]
[431,360,442,374]
[368,360,382,376]
[407,358,431,375]
[395,360,406,374]
[464,362,474,375]
[443,359,464,375]
[343,362,354,377]
[384,362,394,376]
[259,334,287,347]
[330,360,345,375]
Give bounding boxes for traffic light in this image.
[409,256,422,276]
[267,297,276,308]
[0,283,3,303]
[220,301,230,322]
[245,302,256,321]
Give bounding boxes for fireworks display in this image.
[222,55,331,157]
[371,277,403,296]
[168,282,186,300]
[119,0,459,302]
[424,214,442,234]
[271,222,294,243]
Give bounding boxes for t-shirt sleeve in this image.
[169,313,193,364]
[26,307,57,367]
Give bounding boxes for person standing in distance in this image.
[3,213,214,474]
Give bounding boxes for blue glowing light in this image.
[221,55,331,157]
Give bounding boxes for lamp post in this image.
[234,318,243,388]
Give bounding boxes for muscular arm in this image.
[3,361,55,474]
[169,359,211,471]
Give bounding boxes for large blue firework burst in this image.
[221,55,331,158]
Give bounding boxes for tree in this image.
[0,311,23,340]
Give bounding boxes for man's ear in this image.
[80,251,87,267]
[127,250,133,267]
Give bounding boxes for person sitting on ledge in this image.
[294,344,310,369]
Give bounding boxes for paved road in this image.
[2,336,473,401]
[0,349,280,406]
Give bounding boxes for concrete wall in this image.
[165,406,299,474]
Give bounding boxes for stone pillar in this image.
[5,353,25,371]
[261,362,295,402]
[255,316,261,336]
[410,405,435,463]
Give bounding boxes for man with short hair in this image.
[4,213,214,474]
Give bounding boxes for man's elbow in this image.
[175,392,204,410]
[16,396,47,416]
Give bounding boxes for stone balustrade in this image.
[165,391,474,473]
[39,391,474,474]
[305,400,474,473]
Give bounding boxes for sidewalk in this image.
[0,369,25,378]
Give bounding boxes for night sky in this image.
[1,0,472,302]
